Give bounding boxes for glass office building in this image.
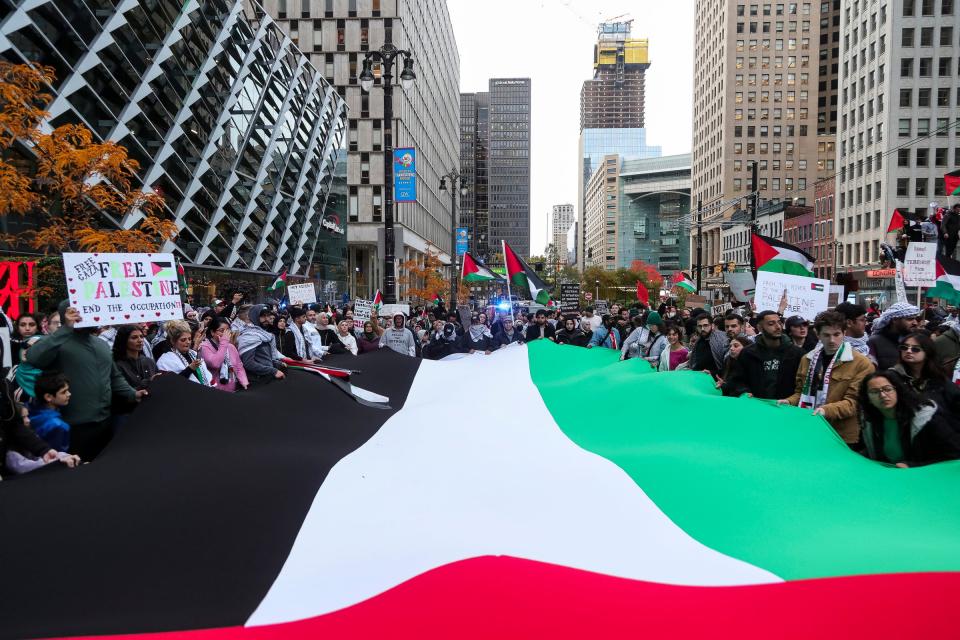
[0,0,348,297]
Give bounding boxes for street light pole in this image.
[359,45,416,305]
[440,170,467,310]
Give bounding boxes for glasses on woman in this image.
[867,386,896,397]
[898,345,922,353]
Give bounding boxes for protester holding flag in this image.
[782,311,875,446]
[463,314,497,355]
[688,313,728,375]
[659,325,690,372]
[940,203,960,258]
[587,314,621,350]
[555,316,587,347]
[357,320,383,354]
[335,319,359,356]
[860,370,960,466]
[112,325,159,392]
[157,320,215,388]
[379,313,417,357]
[835,302,870,356]
[892,332,959,412]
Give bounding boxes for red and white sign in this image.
[584,292,593,301]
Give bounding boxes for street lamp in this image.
[595,280,600,302]
[440,170,468,309]
[359,44,416,305]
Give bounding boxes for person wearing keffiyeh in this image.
[868,302,920,369]
[237,305,286,385]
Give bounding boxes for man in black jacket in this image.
[941,204,960,258]
[524,309,556,342]
[725,310,803,399]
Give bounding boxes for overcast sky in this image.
[447,0,694,256]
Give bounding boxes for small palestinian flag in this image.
[945,170,960,196]
[752,233,815,277]
[927,255,960,304]
[503,240,551,305]
[810,283,825,292]
[887,208,908,233]
[372,289,383,313]
[461,252,501,282]
[672,271,696,293]
[267,270,287,292]
[175,258,188,291]
[151,261,174,278]
[432,294,444,306]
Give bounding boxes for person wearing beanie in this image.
[620,311,665,362]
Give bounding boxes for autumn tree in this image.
[0,62,178,302]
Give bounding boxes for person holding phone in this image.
[157,320,215,387]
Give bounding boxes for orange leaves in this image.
[398,248,451,305]
[0,63,177,254]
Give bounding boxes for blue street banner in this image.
[393,148,417,202]
[456,227,469,256]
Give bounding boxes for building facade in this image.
[461,79,532,262]
[577,21,659,271]
[584,154,691,272]
[814,173,837,279]
[550,204,575,257]
[834,0,960,304]
[692,0,829,282]
[259,0,460,299]
[580,22,650,129]
[1,0,349,297]
[721,201,788,268]
[618,155,692,273]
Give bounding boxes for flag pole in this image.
[502,240,513,314]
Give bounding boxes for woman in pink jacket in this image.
[199,317,249,392]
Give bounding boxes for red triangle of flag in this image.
[887,209,906,233]
[751,234,778,269]
[151,263,164,276]
[936,260,946,279]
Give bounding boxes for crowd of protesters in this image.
[2,288,959,479]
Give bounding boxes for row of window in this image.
[736,55,810,69]
[735,37,813,51]
[733,177,808,190]
[785,220,833,244]
[735,20,812,34]
[733,141,799,153]
[734,124,811,136]
[901,26,956,48]
[899,56,958,78]
[839,182,882,207]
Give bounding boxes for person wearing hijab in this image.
[200,317,249,392]
[156,320,215,387]
[555,316,587,346]
[334,318,359,355]
[868,302,920,369]
[357,320,382,354]
[463,314,497,354]
[237,305,286,385]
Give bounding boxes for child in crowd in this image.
[28,373,72,453]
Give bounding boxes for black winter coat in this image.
[724,336,804,399]
[524,323,556,342]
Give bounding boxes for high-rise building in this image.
[461,79,531,261]
[583,154,691,272]
[1,0,349,298]
[550,204,575,256]
[580,22,650,129]
[691,1,828,288]
[834,0,960,304]
[577,22,660,270]
[261,0,460,299]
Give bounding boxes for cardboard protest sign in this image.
[725,271,756,302]
[594,300,609,314]
[712,302,733,316]
[684,295,707,309]
[560,284,581,312]
[62,253,183,328]
[379,303,410,318]
[828,285,845,308]
[755,271,829,320]
[353,298,372,329]
[287,283,317,305]
[902,242,937,287]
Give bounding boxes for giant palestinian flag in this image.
[752,232,816,277]
[926,254,960,304]
[503,240,550,304]
[1,345,959,639]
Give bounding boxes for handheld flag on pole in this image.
[636,281,649,304]
[461,252,502,282]
[945,170,960,196]
[267,269,287,292]
[926,255,960,304]
[175,258,188,292]
[751,233,815,277]
[502,240,551,304]
[372,290,383,314]
[887,208,907,233]
[671,271,697,293]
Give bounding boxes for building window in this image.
[899,119,911,136]
[898,148,911,166]
[900,58,914,76]
[902,27,915,46]
[897,178,909,196]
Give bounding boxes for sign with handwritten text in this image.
[62,253,184,328]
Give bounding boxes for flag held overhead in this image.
[752,233,815,277]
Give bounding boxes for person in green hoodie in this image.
[26,302,147,461]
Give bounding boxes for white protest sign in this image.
[379,303,410,318]
[725,271,756,302]
[902,242,937,287]
[62,253,184,328]
[712,302,733,316]
[353,298,372,329]
[754,271,830,321]
[287,283,317,305]
[828,284,845,307]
